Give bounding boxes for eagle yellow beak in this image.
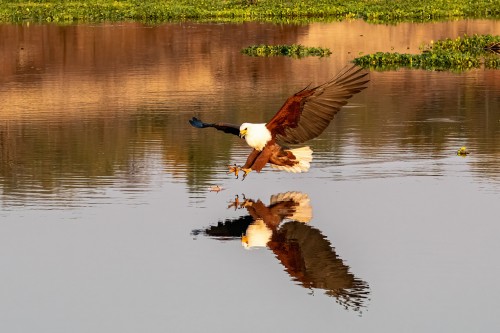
[239,129,247,138]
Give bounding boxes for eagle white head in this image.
[239,123,272,151]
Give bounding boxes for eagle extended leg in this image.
[241,146,272,180]
[235,149,260,181]
[226,149,260,179]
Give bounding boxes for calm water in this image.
[1,20,500,332]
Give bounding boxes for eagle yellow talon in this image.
[227,164,240,179]
[241,168,252,180]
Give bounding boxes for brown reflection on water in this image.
[193,192,370,312]
[0,22,309,118]
[0,22,313,201]
[1,21,500,203]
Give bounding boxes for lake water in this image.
[1,20,500,332]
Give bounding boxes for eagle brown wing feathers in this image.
[265,65,369,144]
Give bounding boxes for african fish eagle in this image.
[189,65,369,179]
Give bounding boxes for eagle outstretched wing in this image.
[265,65,369,144]
[189,117,240,137]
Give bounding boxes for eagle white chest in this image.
[241,123,272,151]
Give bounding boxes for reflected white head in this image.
[241,219,272,250]
[239,123,272,151]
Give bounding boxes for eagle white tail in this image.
[271,146,313,173]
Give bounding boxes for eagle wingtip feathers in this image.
[189,117,206,128]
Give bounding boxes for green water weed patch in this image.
[353,34,500,71]
[241,44,332,58]
[1,0,500,24]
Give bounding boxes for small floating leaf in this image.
[457,146,470,156]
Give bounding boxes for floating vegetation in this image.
[457,146,470,156]
[423,34,500,54]
[1,0,500,24]
[241,44,332,58]
[353,34,500,71]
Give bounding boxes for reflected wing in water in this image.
[271,222,370,312]
[191,215,253,240]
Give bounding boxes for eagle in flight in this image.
[189,65,369,179]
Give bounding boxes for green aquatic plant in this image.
[353,34,500,71]
[0,0,500,24]
[241,44,332,58]
[422,34,500,54]
[353,51,482,71]
[457,146,470,156]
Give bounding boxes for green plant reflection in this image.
[192,192,370,313]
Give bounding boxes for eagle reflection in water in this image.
[192,192,370,313]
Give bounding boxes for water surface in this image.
[1,20,500,332]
